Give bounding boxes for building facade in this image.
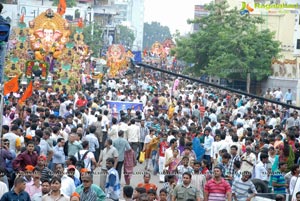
[225,0,300,105]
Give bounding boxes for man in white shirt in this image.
[167,130,176,144]
[54,163,76,197]
[98,139,119,191]
[203,127,214,168]
[268,114,278,128]
[75,141,97,171]
[254,153,269,183]
[274,88,283,102]
[0,180,8,198]
[3,124,21,152]
[87,110,97,126]
[126,119,140,158]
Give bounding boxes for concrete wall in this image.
[261,77,298,103]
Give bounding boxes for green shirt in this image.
[172,184,200,201]
[68,141,82,156]
[76,184,106,201]
[271,170,286,194]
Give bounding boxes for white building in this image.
[112,0,144,50]
[128,0,144,51]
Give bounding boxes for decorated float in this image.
[143,39,176,71]
[5,7,92,92]
[106,44,135,78]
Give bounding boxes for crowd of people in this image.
[1,66,300,201]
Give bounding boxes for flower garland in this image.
[25,60,49,80]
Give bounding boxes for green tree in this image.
[175,1,280,92]
[52,0,76,7]
[116,25,135,49]
[82,22,103,57]
[143,22,172,49]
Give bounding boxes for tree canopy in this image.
[82,22,103,57]
[175,1,280,82]
[143,22,172,49]
[116,25,135,49]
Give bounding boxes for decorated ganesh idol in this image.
[151,41,165,57]
[29,8,70,61]
[106,44,128,78]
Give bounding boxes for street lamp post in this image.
[31,9,39,19]
[87,7,94,41]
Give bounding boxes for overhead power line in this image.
[137,62,300,110]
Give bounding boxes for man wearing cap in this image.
[25,168,42,198]
[36,155,53,180]
[65,156,80,180]
[67,165,81,187]
[70,192,80,201]
[75,174,106,200]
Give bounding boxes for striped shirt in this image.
[40,167,53,181]
[232,178,257,201]
[272,170,286,194]
[79,187,98,201]
[204,178,231,201]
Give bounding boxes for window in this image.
[297,39,300,49]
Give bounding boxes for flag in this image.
[78,18,83,28]
[19,14,24,23]
[18,81,33,104]
[57,0,66,16]
[4,76,19,95]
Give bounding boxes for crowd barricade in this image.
[250,193,291,201]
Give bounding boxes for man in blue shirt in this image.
[105,158,121,200]
[284,89,293,105]
[203,127,214,168]
[0,177,31,201]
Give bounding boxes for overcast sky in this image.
[144,0,212,34]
